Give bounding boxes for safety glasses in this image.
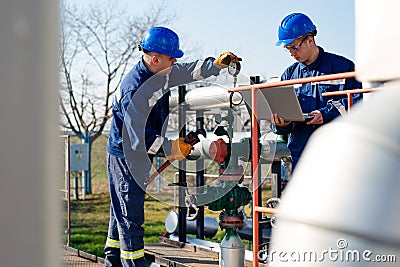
[284,35,310,52]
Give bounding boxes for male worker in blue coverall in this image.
[271,13,362,171]
[104,26,241,267]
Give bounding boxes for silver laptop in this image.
[240,85,309,122]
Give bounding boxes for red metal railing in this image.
[228,71,383,267]
[321,87,380,110]
[229,72,357,92]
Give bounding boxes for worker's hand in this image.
[167,137,193,161]
[214,52,242,69]
[271,114,291,127]
[306,110,324,125]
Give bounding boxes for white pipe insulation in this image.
[268,84,400,266]
[169,85,243,111]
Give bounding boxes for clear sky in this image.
[126,0,356,80]
[64,0,356,81]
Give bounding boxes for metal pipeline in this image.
[165,211,219,238]
[169,85,243,111]
[187,131,288,162]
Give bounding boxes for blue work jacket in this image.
[107,58,220,180]
[272,47,362,165]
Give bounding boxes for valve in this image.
[266,197,280,228]
[185,194,199,221]
[228,61,241,88]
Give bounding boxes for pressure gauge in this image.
[228,61,241,76]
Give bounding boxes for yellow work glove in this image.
[214,52,242,69]
[167,137,193,161]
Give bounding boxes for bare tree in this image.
[59,1,174,142]
[59,1,174,192]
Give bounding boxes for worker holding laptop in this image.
[271,13,362,171]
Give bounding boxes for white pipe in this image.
[169,85,243,111]
[355,0,400,82]
[269,83,400,266]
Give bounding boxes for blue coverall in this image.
[272,47,362,170]
[105,58,220,267]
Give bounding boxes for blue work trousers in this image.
[104,154,147,267]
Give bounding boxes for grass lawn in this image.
[62,134,273,258]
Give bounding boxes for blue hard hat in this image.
[276,13,317,46]
[140,27,184,58]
